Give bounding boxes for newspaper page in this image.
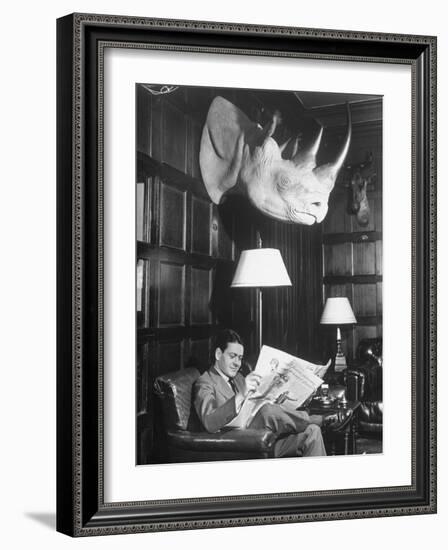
[225,345,327,428]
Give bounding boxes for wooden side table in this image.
[308,400,361,455]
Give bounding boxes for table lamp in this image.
[231,248,292,351]
[320,297,357,372]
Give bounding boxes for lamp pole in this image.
[256,230,263,352]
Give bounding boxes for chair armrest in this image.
[343,369,366,401]
[167,428,277,453]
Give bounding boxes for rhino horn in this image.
[279,137,292,155]
[292,126,323,169]
[313,103,352,189]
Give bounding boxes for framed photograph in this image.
[57,13,437,536]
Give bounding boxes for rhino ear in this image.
[200,96,255,204]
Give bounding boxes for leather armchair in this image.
[343,337,383,435]
[154,367,278,463]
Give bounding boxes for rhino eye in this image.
[277,174,291,190]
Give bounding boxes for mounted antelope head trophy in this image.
[199,96,352,225]
[345,152,376,227]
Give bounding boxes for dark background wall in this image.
[135,84,382,463]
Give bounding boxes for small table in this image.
[308,400,361,455]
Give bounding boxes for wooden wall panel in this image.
[136,342,151,464]
[323,194,351,234]
[353,283,377,317]
[136,86,151,156]
[211,206,234,261]
[137,259,150,328]
[187,118,202,178]
[159,182,186,250]
[353,325,378,352]
[136,177,152,243]
[163,101,187,172]
[324,283,353,302]
[156,340,184,376]
[353,242,376,275]
[376,240,383,275]
[136,343,150,414]
[375,196,383,232]
[150,95,163,162]
[191,196,211,255]
[189,338,212,370]
[377,282,383,314]
[136,182,145,242]
[190,267,212,325]
[158,261,185,327]
[324,242,352,276]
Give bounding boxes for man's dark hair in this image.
[213,329,244,354]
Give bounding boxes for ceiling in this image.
[294,91,381,109]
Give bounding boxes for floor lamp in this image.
[231,248,292,352]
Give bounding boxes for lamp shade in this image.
[320,297,357,325]
[231,248,292,288]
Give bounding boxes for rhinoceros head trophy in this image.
[199,96,351,225]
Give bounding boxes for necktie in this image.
[228,377,238,394]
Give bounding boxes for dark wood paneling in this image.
[163,100,187,172]
[159,182,186,250]
[377,282,383,314]
[353,325,378,352]
[353,283,377,317]
[376,240,383,275]
[150,95,163,162]
[187,118,202,178]
[136,85,151,156]
[136,182,145,242]
[325,283,353,303]
[191,196,212,255]
[136,342,151,464]
[157,340,185,376]
[261,217,323,361]
[353,241,376,275]
[137,259,150,329]
[324,242,352,276]
[190,266,212,325]
[136,177,152,243]
[211,206,234,261]
[323,194,351,234]
[189,338,211,370]
[158,261,185,327]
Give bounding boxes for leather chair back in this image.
[154,367,202,432]
[358,401,383,432]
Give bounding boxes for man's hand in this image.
[243,372,261,397]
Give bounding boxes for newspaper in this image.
[225,345,330,429]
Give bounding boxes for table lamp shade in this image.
[320,297,357,325]
[231,248,292,288]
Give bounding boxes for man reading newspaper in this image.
[194,329,335,458]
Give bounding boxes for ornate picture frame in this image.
[56,13,436,536]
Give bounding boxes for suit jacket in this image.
[194,365,246,433]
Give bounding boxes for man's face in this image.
[215,342,244,379]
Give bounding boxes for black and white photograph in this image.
[135,84,383,466]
